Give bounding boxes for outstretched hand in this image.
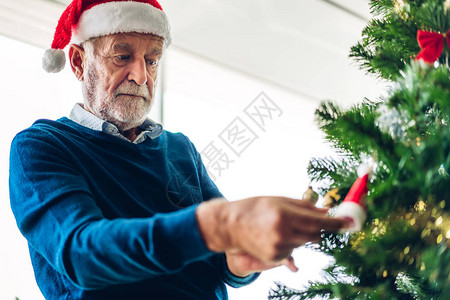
[196,196,348,269]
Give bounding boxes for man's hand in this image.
[196,197,348,265]
[225,250,298,277]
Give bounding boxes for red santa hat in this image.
[333,164,370,233]
[43,0,172,73]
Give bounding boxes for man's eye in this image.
[113,55,130,65]
[146,59,158,66]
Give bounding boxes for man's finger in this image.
[290,198,331,214]
[289,212,350,234]
[319,216,351,231]
[284,256,298,272]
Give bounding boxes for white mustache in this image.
[114,82,150,100]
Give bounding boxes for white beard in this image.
[82,62,153,131]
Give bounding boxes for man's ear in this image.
[69,44,86,81]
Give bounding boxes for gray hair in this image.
[81,37,100,60]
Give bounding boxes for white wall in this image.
[0,36,75,300]
[163,48,338,299]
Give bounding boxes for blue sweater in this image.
[9,118,258,299]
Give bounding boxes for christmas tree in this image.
[269,0,450,299]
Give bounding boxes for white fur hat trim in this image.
[73,1,172,47]
[334,201,367,233]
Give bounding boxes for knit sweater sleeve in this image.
[9,128,214,290]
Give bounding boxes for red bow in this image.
[416,29,450,63]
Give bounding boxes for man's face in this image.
[81,33,164,131]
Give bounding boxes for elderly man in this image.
[9,0,347,299]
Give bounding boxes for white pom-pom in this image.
[357,162,373,177]
[42,49,66,73]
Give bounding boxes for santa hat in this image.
[333,164,370,233]
[43,0,172,73]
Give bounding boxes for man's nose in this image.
[127,59,148,86]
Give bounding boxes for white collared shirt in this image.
[69,103,163,144]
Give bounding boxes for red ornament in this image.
[333,172,369,233]
[416,29,450,64]
[343,174,368,207]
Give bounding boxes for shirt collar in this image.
[69,103,163,144]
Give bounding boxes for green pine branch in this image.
[271,1,450,299]
[350,0,450,80]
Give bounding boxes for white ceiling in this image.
[0,0,386,105]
